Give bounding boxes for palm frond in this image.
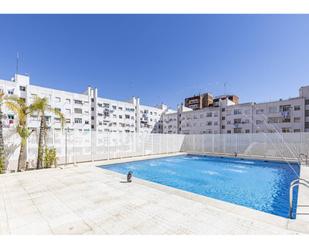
[50,107,65,129]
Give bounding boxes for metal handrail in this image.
[289,178,309,219]
[298,153,308,166]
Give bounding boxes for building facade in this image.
[163,86,309,134]
[0,74,169,133]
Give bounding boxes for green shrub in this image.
[0,160,4,174]
[43,147,57,168]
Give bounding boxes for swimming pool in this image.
[101,155,300,219]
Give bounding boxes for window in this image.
[222,116,225,120]
[19,86,26,91]
[206,112,212,117]
[112,105,117,110]
[294,117,301,123]
[98,103,102,107]
[306,110,309,117]
[74,100,83,105]
[91,107,94,111]
[306,122,309,129]
[74,108,82,114]
[66,98,71,104]
[221,108,225,112]
[7,114,14,120]
[294,105,301,111]
[279,105,291,112]
[118,107,123,110]
[66,119,71,124]
[85,120,89,124]
[91,98,94,102]
[268,106,277,113]
[65,109,71,114]
[227,130,231,134]
[119,115,122,119]
[7,89,14,95]
[125,115,130,119]
[234,128,242,133]
[74,118,82,124]
[91,125,94,129]
[91,116,94,120]
[294,129,301,133]
[234,118,241,124]
[256,120,263,125]
[244,110,250,115]
[256,109,264,114]
[222,125,225,129]
[306,100,309,105]
[234,109,242,115]
[245,129,250,133]
[103,103,110,108]
[282,128,290,133]
[55,97,61,102]
[268,117,281,123]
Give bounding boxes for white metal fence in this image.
[4,129,185,172]
[4,128,309,172]
[181,133,309,161]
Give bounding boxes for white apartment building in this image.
[163,85,309,134]
[0,74,169,133]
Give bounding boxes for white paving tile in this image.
[0,156,306,234]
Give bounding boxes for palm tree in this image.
[5,96,33,171]
[31,97,64,169]
[0,92,5,173]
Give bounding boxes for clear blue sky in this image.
[0,14,309,109]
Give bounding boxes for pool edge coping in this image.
[93,153,309,234]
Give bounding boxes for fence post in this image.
[65,128,67,165]
[107,133,110,160]
[223,134,225,154]
[73,129,76,165]
[91,131,94,162]
[212,134,214,153]
[152,134,154,155]
[236,133,238,154]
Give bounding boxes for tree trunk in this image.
[17,141,26,172]
[36,116,45,169]
[0,106,5,173]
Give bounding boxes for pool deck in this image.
[0,153,308,235]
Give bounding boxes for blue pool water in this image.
[101,155,300,218]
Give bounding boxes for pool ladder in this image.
[298,153,309,166]
[289,178,309,219]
